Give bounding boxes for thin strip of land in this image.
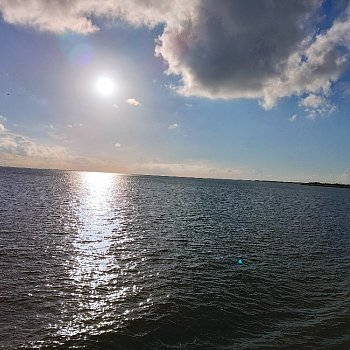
[300,182,350,189]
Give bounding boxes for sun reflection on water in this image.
[72,172,117,284]
[53,172,155,341]
[59,172,132,338]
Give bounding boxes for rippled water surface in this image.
[0,167,349,349]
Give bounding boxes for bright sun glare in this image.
[96,76,115,96]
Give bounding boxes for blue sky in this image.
[0,0,350,183]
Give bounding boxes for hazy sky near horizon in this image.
[1,0,350,182]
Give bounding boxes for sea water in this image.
[0,167,349,349]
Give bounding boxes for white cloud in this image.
[299,94,336,119]
[1,0,350,117]
[0,0,100,34]
[301,94,325,108]
[168,123,180,130]
[126,98,141,106]
[66,123,83,128]
[0,0,195,33]
[0,116,7,131]
[259,7,350,114]
[289,114,297,122]
[114,142,121,148]
[343,85,350,96]
[113,103,119,108]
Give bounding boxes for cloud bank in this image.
[0,132,68,160]
[1,0,350,116]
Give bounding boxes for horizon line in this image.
[1,164,350,187]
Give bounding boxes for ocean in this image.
[0,167,349,349]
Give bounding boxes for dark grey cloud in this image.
[156,0,321,102]
[184,1,318,93]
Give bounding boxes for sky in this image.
[0,0,350,183]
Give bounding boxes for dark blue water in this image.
[0,167,349,349]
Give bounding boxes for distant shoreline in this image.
[255,180,350,189]
[300,182,350,189]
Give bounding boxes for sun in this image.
[96,76,115,96]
